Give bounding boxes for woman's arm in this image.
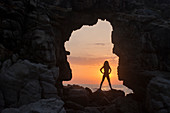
[109,67,112,74]
[100,66,104,74]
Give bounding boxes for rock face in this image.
[0,0,170,113]
[0,59,59,108]
[63,84,125,107]
[0,91,4,112]
[63,85,90,106]
[63,85,141,113]
[146,76,170,113]
[90,89,125,106]
[1,98,66,113]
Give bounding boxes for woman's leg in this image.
[107,76,113,90]
[99,75,105,90]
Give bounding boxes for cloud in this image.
[87,42,107,46]
[67,56,118,66]
[94,43,105,46]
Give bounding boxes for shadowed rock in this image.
[146,76,170,113]
[63,85,91,106]
[0,60,59,107]
[63,84,131,113]
[1,98,66,113]
[0,0,170,113]
[0,91,4,112]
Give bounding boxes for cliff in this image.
[0,0,170,113]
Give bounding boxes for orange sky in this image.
[65,19,123,85]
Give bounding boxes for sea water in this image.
[64,84,133,95]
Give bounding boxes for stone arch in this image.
[64,19,123,85]
[61,10,148,97]
[58,1,170,100]
[0,1,170,112]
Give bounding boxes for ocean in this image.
[64,84,133,95]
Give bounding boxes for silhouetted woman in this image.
[99,61,113,90]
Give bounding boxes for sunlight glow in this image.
[65,19,122,85]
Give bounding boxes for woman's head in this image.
[104,60,109,67]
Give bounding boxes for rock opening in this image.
[0,0,170,113]
[64,19,133,94]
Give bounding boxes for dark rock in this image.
[0,0,170,112]
[0,90,4,112]
[63,85,129,112]
[102,104,118,113]
[66,109,76,113]
[90,90,111,106]
[90,89,125,106]
[39,67,59,84]
[85,87,93,95]
[71,0,97,10]
[0,60,59,107]
[41,81,58,99]
[11,54,19,63]
[102,89,125,101]
[1,98,66,113]
[113,96,140,113]
[0,44,12,62]
[18,80,41,106]
[1,59,12,72]
[65,101,84,110]
[84,107,101,113]
[146,76,170,113]
[63,85,90,106]
[23,29,57,67]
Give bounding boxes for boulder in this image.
[2,98,66,113]
[102,104,118,113]
[90,90,110,106]
[0,0,170,113]
[113,96,140,113]
[1,108,19,113]
[68,88,89,106]
[84,107,101,113]
[65,101,84,110]
[0,60,59,107]
[39,67,59,84]
[90,89,125,106]
[11,54,19,63]
[0,44,12,62]
[102,89,125,101]
[63,85,90,106]
[66,109,77,113]
[23,29,57,67]
[1,59,12,72]
[41,81,58,98]
[146,76,170,113]
[66,106,101,113]
[0,90,4,112]
[18,80,41,106]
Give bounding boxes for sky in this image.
[65,19,123,85]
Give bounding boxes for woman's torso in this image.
[104,66,110,76]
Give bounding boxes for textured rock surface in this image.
[102,95,141,113]
[63,85,91,106]
[63,84,125,107]
[113,96,140,113]
[0,0,170,113]
[64,85,142,113]
[0,60,59,107]
[90,89,125,106]
[0,90,4,112]
[146,76,170,113]
[1,98,66,113]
